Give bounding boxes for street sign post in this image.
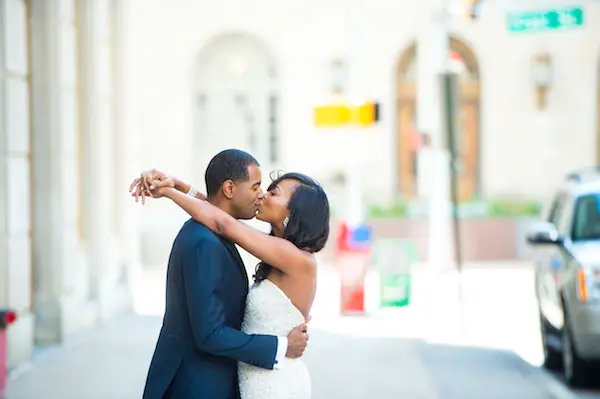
[507,6,583,33]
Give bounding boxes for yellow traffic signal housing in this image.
[314,105,351,127]
[354,102,380,126]
[314,102,380,128]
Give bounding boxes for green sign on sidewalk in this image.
[373,239,418,308]
[507,6,584,33]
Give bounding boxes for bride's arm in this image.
[130,169,207,201]
[159,187,315,275]
[141,169,207,200]
[171,177,206,201]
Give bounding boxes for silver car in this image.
[527,169,600,387]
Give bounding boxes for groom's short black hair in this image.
[205,149,260,197]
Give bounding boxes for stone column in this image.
[29,0,89,344]
[111,0,140,310]
[0,0,34,366]
[78,0,120,320]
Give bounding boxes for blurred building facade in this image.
[126,0,600,260]
[0,0,140,368]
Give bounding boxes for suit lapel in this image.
[220,238,249,291]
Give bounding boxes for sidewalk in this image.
[6,315,157,399]
[6,314,439,399]
[7,260,595,398]
[7,313,564,399]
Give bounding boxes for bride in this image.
[131,169,330,399]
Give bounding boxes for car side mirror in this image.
[526,222,564,245]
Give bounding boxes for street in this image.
[1,315,581,399]
[6,261,600,398]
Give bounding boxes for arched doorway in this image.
[193,33,278,181]
[396,38,481,202]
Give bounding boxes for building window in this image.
[268,94,277,163]
[234,93,258,153]
[196,93,207,138]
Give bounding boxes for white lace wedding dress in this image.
[238,279,311,399]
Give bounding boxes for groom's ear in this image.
[222,180,236,199]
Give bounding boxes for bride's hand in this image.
[141,169,167,191]
[129,169,168,204]
[129,177,149,204]
[148,176,176,196]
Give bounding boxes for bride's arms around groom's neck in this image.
[159,187,316,277]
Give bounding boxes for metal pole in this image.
[443,73,463,276]
[442,72,466,335]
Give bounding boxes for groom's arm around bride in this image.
[184,235,308,368]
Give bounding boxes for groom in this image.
[142,149,309,399]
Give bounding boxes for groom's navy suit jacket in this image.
[143,219,278,399]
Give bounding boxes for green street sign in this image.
[380,274,411,308]
[373,239,418,308]
[507,7,583,33]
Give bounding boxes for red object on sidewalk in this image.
[336,222,372,315]
[341,282,365,313]
[338,252,370,315]
[0,329,6,397]
[335,222,349,254]
[0,310,16,398]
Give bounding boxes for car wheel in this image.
[562,318,595,387]
[539,313,562,370]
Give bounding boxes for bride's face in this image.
[256,179,300,227]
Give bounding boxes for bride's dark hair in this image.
[253,172,330,284]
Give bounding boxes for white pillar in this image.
[416,0,453,270]
[78,0,120,320]
[0,0,34,366]
[30,0,87,343]
[111,0,141,308]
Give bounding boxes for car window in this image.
[548,193,566,225]
[572,194,600,241]
[556,195,574,236]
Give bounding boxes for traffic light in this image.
[313,101,380,128]
[354,102,380,127]
[314,104,351,127]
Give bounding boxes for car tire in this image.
[539,313,562,370]
[562,317,595,387]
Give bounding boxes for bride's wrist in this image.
[159,186,176,197]
[173,177,191,193]
[171,177,203,199]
